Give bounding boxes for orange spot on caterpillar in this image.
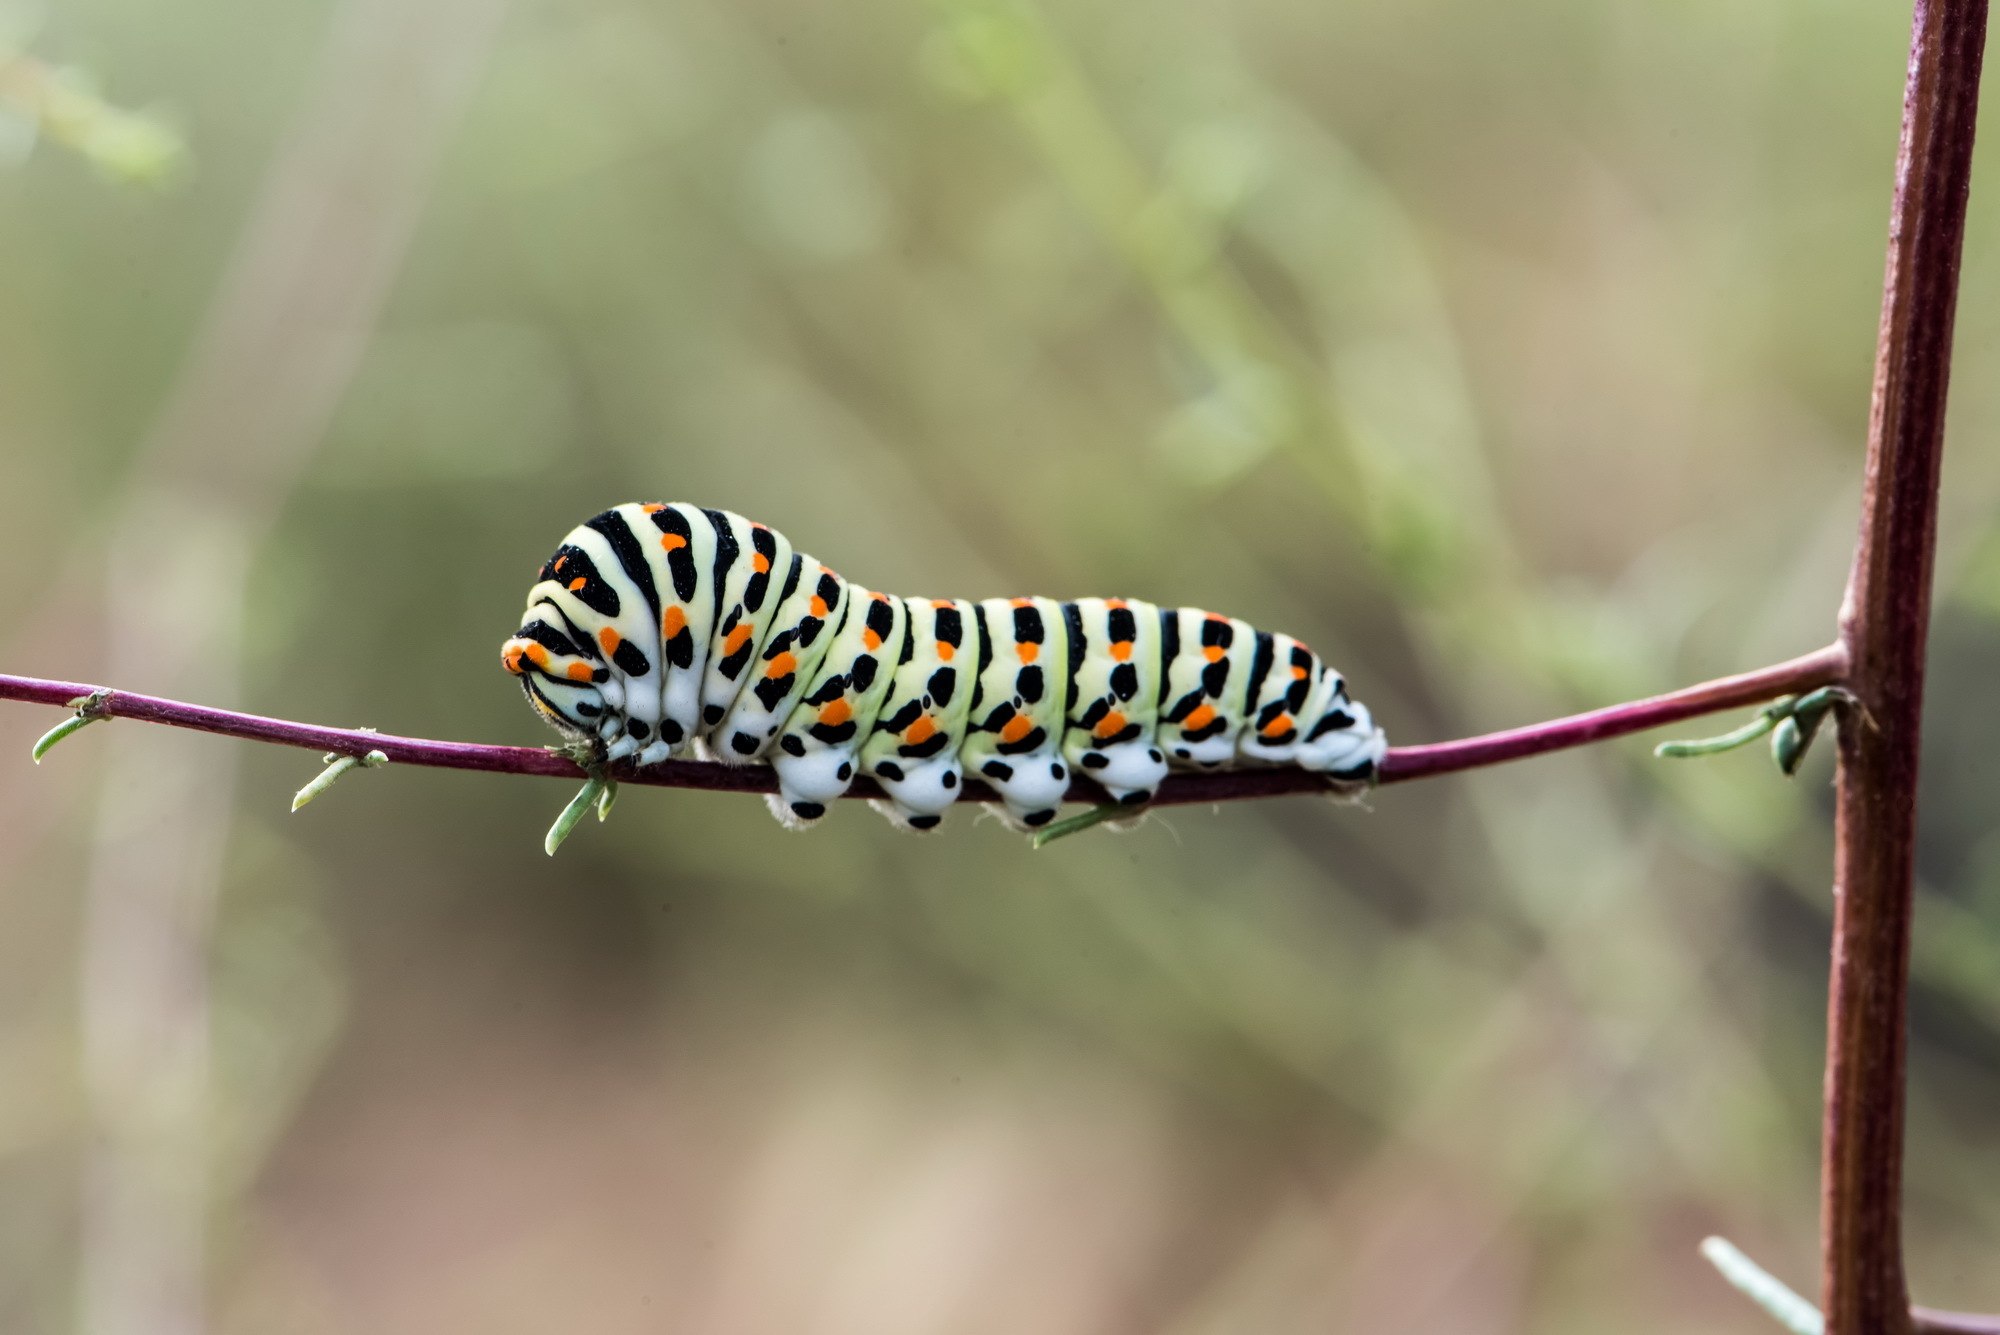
[501,645,525,674]
[931,599,953,609]
[567,662,595,682]
[1183,704,1216,730]
[1109,641,1133,662]
[1291,665,1309,680]
[554,555,569,572]
[752,553,770,574]
[809,596,829,617]
[1106,598,1128,609]
[1261,713,1294,738]
[862,630,882,650]
[1016,642,1038,664]
[599,627,622,654]
[765,651,797,678]
[999,714,1034,744]
[937,642,955,662]
[568,577,587,592]
[662,607,686,638]
[1092,710,1128,741]
[1202,646,1226,663]
[1010,597,1032,609]
[525,644,551,668]
[818,699,852,727]
[642,503,665,513]
[724,623,753,654]
[659,533,687,552]
[903,716,937,746]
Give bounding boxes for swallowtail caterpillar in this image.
[502,504,1385,836]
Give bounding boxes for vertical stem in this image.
[1826,2,1987,1332]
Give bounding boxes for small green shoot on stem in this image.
[1655,696,1795,759]
[1032,802,1129,848]
[546,775,610,856]
[30,689,112,762]
[291,749,388,811]
[1655,686,1858,775]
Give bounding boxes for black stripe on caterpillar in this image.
[501,503,1386,833]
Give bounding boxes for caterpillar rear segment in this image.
[502,503,1386,835]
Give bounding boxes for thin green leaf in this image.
[1654,697,1794,759]
[545,776,608,856]
[1031,802,1130,848]
[30,689,112,763]
[291,749,388,812]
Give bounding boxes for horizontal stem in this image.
[1377,645,1848,782]
[1,647,1846,807]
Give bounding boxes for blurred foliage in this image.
[3,0,1999,1331]
[0,34,184,184]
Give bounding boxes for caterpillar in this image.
[501,503,1386,834]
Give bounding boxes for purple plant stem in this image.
[1823,2,1988,1331]
[1378,647,1847,783]
[2,645,1845,808]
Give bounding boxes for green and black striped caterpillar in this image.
[502,504,1385,834]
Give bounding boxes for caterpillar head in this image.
[500,607,610,741]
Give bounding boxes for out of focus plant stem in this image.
[0,48,185,183]
[925,0,1476,594]
[1817,2,1986,1331]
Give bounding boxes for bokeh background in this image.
[3,0,1998,1330]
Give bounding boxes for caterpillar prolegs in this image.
[501,503,1387,834]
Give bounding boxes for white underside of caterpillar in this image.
[502,503,1387,835]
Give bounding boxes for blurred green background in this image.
[3,0,1998,1330]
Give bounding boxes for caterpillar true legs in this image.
[501,503,1387,835]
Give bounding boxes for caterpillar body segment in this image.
[633,502,722,763]
[1237,632,1318,766]
[960,596,1072,830]
[768,588,908,827]
[581,506,674,755]
[710,557,849,765]
[1061,598,1169,806]
[698,511,793,753]
[855,598,980,830]
[539,530,653,729]
[1157,609,1256,768]
[501,504,1387,836]
[1299,686,1378,776]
